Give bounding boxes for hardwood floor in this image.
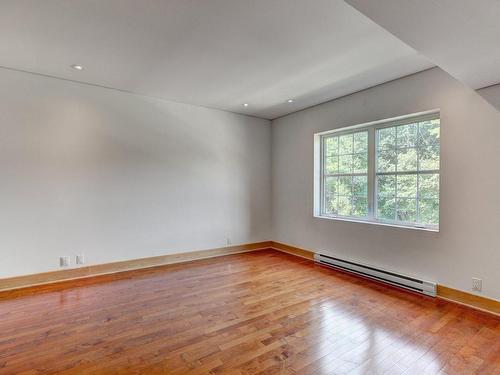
[0,250,498,374]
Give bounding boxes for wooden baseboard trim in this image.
[437,285,500,316]
[270,241,500,317]
[0,241,272,294]
[270,241,315,260]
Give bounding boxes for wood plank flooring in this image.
[0,249,498,374]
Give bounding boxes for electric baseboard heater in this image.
[314,253,436,297]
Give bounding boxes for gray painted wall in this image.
[478,84,500,112]
[272,68,500,300]
[0,68,271,277]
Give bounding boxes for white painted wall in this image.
[272,68,500,300]
[0,68,271,278]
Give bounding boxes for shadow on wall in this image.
[477,84,500,112]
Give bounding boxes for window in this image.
[322,131,369,218]
[315,111,440,230]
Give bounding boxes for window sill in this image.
[314,214,439,232]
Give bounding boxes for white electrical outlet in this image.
[60,256,70,267]
[76,254,85,265]
[472,277,482,292]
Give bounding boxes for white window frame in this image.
[313,110,440,232]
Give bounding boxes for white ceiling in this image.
[346,0,500,91]
[0,0,433,119]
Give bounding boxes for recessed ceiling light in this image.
[287,99,294,103]
[243,103,249,107]
[71,64,84,71]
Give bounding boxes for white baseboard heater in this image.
[314,253,436,297]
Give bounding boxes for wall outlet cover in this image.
[60,256,70,267]
[76,255,85,265]
[472,277,482,292]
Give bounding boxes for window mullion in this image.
[416,122,421,223]
[367,127,376,220]
[321,136,326,215]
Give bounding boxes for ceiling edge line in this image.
[269,66,437,122]
[0,64,270,122]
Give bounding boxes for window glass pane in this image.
[397,175,417,198]
[374,118,440,226]
[377,175,395,197]
[338,154,353,174]
[324,177,338,197]
[325,156,339,174]
[353,132,368,153]
[419,144,439,171]
[419,119,440,145]
[352,175,368,197]
[396,198,417,222]
[352,197,368,217]
[419,174,439,198]
[419,198,439,225]
[325,136,339,157]
[324,177,338,215]
[377,196,396,220]
[337,196,351,216]
[325,195,338,214]
[338,176,352,197]
[339,134,353,154]
[377,149,396,172]
[397,148,417,172]
[397,124,418,148]
[378,127,396,150]
[353,153,367,173]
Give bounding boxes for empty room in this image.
[1,1,499,374]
